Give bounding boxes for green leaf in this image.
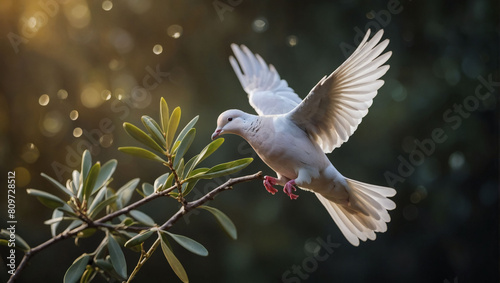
[186,138,225,176]
[41,173,73,197]
[0,230,30,251]
[72,170,81,197]
[160,233,189,283]
[166,107,181,150]
[80,265,97,283]
[88,195,118,218]
[182,179,200,196]
[200,206,237,240]
[173,128,195,169]
[160,97,170,134]
[129,210,156,226]
[154,173,170,192]
[92,159,117,195]
[27,188,66,209]
[64,219,83,233]
[123,122,165,153]
[51,209,64,237]
[81,150,92,181]
[83,162,100,201]
[107,234,127,279]
[173,115,199,149]
[142,182,154,196]
[88,185,107,213]
[159,173,175,192]
[165,231,208,256]
[124,230,154,248]
[186,158,253,182]
[141,115,166,148]
[116,178,140,208]
[118,147,166,163]
[64,254,91,283]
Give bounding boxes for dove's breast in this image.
[244,116,330,181]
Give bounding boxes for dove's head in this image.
[211,109,250,140]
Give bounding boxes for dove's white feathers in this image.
[217,29,397,246]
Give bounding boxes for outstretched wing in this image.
[229,44,302,115]
[287,29,392,153]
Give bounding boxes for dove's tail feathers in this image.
[315,179,396,246]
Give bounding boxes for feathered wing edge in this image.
[315,179,396,246]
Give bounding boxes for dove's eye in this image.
[227,118,233,122]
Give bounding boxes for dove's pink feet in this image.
[283,180,299,200]
[263,176,279,195]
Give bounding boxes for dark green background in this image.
[0,0,498,282]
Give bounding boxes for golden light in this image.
[153,44,163,55]
[81,86,103,108]
[57,89,69,99]
[73,127,83,137]
[167,25,183,39]
[21,143,40,164]
[41,111,64,136]
[70,110,79,120]
[99,134,114,148]
[101,89,112,100]
[287,35,298,47]
[39,94,50,106]
[102,0,113,11]
[14,167,31,188]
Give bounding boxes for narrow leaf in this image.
[186,158,253,182]
[116,178,140,208]
[88,185,108,213]
[124,230,154,248]
[27,188,66,209]
[123,122,165,153]
[107,235,127,279]
[173,128,196,169]
[119,147,166,163]
[83,163,100,201]
[64,254,91,283]
[200,206,237,240]
[192,138,225,170]
[173,115,199,148]
[182,179,200,197]
[141,115,166,148]
[166,107,181,150]
[88,195,118,218]
[159,173,175,192]
[92,159,117,194]
[154,173,170,192]
[51,209,64,237]
[0,230,30,251]
[41,173,73,197]
[72,170,80,195]
[160,97,170,133]
[81,150,92,181]
[129,210,155,226]
[142,182,154,196]
[160,233,189,283]
[165,231,208,256]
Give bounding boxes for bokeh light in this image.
[38,94,50,106]
[153,44,163,55]
[99,134,114,148]
[101,89,112,100]
[81,86,103,108]
[69,110,79,120]
[41,111,64,136]
[21,143,40,164]
[286,35,298,47]
[57,89,69,99]
[102,0,113,11]
[252,17,268,33]
[167,24,183,39]
[73,127,83,137]
[14,167,31,188]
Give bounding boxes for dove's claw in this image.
[283,180,299,200]
[263,176,278,195]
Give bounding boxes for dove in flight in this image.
[211,29,396,246]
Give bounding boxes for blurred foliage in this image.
[0,0,498,282]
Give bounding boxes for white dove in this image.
[211,29,396,246]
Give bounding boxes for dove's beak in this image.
[211,129,222,140]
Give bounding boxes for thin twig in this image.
[159,171,263,230]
